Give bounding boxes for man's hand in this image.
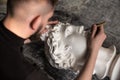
[88,24,107,53]
[77,24,106,80]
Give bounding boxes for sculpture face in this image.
[44,23,88,69]
[41,22,119,79]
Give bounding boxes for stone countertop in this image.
[23,41,110,80]
[55,0,120,53]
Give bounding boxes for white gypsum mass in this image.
[40,22,120,80]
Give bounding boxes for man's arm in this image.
[77,24,106,80]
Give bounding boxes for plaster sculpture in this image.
[40,22,120,80]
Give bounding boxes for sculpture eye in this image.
[64,45,72,51]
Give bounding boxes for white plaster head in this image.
[40,22,118,79]
[41,22,88,69]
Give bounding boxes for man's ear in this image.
[30,15,42,30]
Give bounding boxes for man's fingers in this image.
[99,25,104,32]
[48,21,59,25]
[91,24,97,38]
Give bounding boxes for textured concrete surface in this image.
[55,0,120,53]
[0,4,6,20]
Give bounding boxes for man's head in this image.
[5,0,58,38]
[7,0,57,14]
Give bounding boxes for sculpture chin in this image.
[41,22,120,80]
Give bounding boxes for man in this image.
[0,0,106,80]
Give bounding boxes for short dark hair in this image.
[49,0,58,7]
[7,0,58,15]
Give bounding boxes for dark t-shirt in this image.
[0,21,50,80]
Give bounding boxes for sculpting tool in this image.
[96,21,106,27]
